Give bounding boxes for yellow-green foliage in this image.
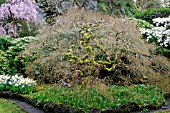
[64,24,125,76]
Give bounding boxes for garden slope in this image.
[20,9,170,90]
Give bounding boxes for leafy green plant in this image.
[0,0,5,5]
[134,8,170,23]
[156,46,170,58]
[131,18,154,29]
[29,85,165,112]
[0,35,13,51]
[0,35,36,75]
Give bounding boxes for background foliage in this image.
[135,0,163,12]
[97,0,138,16]
[134,8,170,23]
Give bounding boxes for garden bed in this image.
[0,84,167,113]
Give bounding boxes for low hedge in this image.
[134,8,170,23]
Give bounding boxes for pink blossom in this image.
[0,0,37,37]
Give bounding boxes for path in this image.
[9,99,45,113]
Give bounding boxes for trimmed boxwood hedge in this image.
[134,8,170,23]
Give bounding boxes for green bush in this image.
[156,46,170,58]
[0,35,13,51]
[130,18,154,29]
[134,8,170,23]
[0,50,10,74]
[0,35,36,75]
[0,0,5,5]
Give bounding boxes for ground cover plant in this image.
[29,84,165,112]
[0,74,37,93]
[0,98,27,113]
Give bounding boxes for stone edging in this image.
[0,91,168,113]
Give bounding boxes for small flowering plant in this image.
[0,74,37,93]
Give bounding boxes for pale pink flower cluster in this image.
[0,0,37,37]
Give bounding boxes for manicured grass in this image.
[0,98,27,113]
[29,84,165,111]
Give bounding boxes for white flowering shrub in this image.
[140,17,170,49]
[0,74,37,93]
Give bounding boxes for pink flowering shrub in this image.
[0,0,37,37]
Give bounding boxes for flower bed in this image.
[0,74,37,93]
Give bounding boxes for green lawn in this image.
[0,98,27,113]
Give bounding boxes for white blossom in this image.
[0,74,36,87]
[140,17,170,48]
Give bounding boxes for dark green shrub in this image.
[131,18,154,29]
[0,50,10,74]
[156,46,170,58]
[0,35,36,75]
[0,35,13,51]
[134,8,170,23]
[0,0,5,5]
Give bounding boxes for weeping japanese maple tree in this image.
[0,0,37,37]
